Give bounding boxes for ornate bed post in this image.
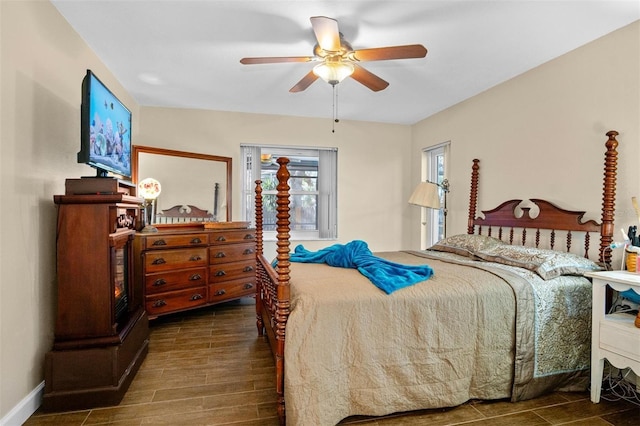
[599,130,618,268]
[254,179,264,335]
[275,157,291,426]
[255,180,264,258]
[467,159,480,234]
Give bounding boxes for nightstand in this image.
[586,270,640,403]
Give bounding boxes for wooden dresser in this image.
[134,224,256,319]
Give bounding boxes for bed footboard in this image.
[255,158,291,426]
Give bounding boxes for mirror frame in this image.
[132,145,233,222]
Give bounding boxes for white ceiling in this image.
[51,1,639,125]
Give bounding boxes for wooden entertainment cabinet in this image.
[43,178,149,412]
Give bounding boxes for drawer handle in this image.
[153,278,167,287]
[215,271,227,277]
[190,237,202,244]
[243,283,254,290]
[244,234,255,240]
[214,289,226,296]
[189,273,202,281]
[190,293,204,301]
[189,255,202,262]
[152,300,167,308]
[243,266,254,273]
[243,248,254,255]
[152,239,167,246]
[216,236,227,242]
[152,258,167,265]
[214,252,226,258]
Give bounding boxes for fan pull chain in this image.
[332,84,339,133]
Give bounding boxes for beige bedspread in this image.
[283,250,590,426]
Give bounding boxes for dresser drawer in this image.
[209,229,256,245]
[145,287,207,316]
[209,260,256,283]
[209,243,255,264]
[142,233,208,249]
[144,267,207,295]
[144,248,207,273]
[135,227,257,319]
[599,320,640,362]
[208,278,256,302]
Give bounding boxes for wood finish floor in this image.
[26,298,640,425]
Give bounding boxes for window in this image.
[241,145,338,240]
[422,142,449,248]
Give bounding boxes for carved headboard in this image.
[155,204,214,224]
[472,198,601,259]
[466,130,619,268]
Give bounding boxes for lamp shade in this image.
[138,177,162,200]
[408,181,441,209]
[313,61,355,85]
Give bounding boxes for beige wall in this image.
[411,21,640,260]
[0,1,141,420]
[1,0,638,422]
[137,107,414,259]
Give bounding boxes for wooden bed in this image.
[254,131,620,425]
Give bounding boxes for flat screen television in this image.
[77,69,132,179]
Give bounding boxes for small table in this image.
[586,270,640,403]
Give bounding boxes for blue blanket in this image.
[288,240,434,294]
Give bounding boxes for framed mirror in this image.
[132,145,232,223]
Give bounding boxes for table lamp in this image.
[409,179,450,237]
[138,177,162,233]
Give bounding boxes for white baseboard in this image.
[0,381,43,426]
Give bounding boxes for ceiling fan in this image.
[240,16,428,93]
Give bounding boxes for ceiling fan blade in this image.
[350,65,389,92]
[289,70,319,93]
[310,16,341,52]
[240,56,314,65]
[352,44,427,62]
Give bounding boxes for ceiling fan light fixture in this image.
[313,60,354,85]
